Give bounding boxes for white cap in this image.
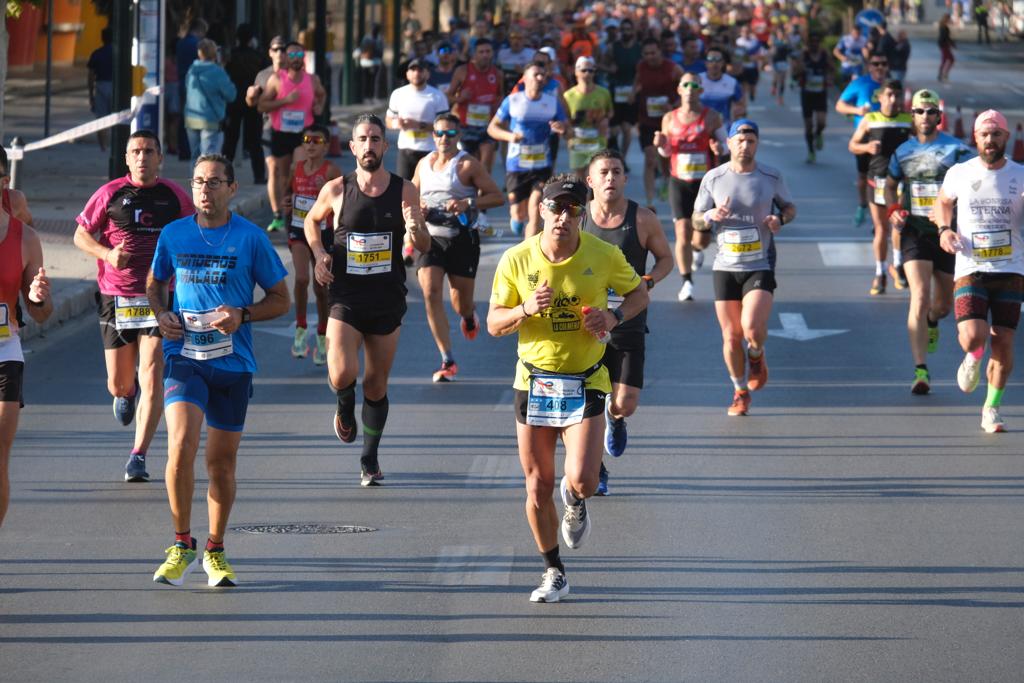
[575,56,596,70]
[539,46,557,61]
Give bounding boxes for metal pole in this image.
[344,0,355,105]
[110,0,133,179]
[44,0,54,138]
[356,0,366,103]
[432,0,441,33]
[9,138,23,191]
[314,0,329,121]
[391,0,401,91]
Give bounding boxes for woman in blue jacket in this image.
[185,39,237,161]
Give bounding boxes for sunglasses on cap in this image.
[912,108,941,116]
[438,46,453,54]
[433,128,459,138]
[303,135,327,144]
[680,81,701,90]
[542,199,585,217]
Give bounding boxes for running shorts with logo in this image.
[163,355,254,432]
[954,273,1024,329]
[416,229,481,278]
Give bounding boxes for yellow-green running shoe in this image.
[313,333,327,366]
[266,216,285,232]
[927,324,939,354]
[291,326,309,358]
[203,549,238,587]
[911,367,930,395]
[153,541,198,586]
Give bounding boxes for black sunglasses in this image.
[869,61,888,67]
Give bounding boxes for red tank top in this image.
[667,108,713,181]
[636,60,678,126]
[2,188,10,214]
[0,215,23,338]
[455,62,501,128]
[291,160,330,229]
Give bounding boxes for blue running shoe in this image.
[603,397,627,457]
[853,205,867,228]
[112,376,139,426]
[595,462,609,496]
[124,453,149,482]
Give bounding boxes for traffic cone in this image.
[938,99,948,132]
[953,106,964,139]
[1013,123,1024,163]
[903,87,912,111]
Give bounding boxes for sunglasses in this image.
[680,81,701,90]
[578,68,595,73]
[270,46,286,52]
[542,200,585,217]
[438,47,453,54]
[303,135,327,144]
[912,108,941,116]
[433,129,459,138]
[706,55,724,62]
[288,51,305,59]
[869,61,888,67]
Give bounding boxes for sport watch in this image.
[240,307,252,324]
[611,307,625,326]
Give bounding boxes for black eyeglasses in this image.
[190,178,229,189]
[912,108,941,116]
[434,129,459,138]
[542,200,585,217]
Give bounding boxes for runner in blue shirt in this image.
[488,61,569,238]
[699,48,746,129]
[147,153,289,589]
[835,55,890,227]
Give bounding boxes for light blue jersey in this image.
[494,89,567,173]
[889,132,975,235]
[152,213,288,373]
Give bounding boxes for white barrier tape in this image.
[7,86,162,161]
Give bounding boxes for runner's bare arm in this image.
[20,226,52,323]
[73,225,131,269]
[847,118,873,155]
[305,177,343,262]
[9,189,33,224]
[464,157,504,210]
[402,180,431,252]
[636,207,674,287]
[146,271,183,340]
[488,279,552,337]
[447,66,468,105]
[487,114,517,143]
[256,74,282,113]
[613,280,650,327]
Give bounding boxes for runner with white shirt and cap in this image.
[934,109,1024,433]
[386,58,451,180]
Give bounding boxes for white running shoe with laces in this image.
[559,476,591,549]
[957,354,981,393]
[530,567,569,603]
[981,407,1006,433]
[677,280,695,302]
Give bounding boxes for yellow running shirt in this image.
[491,231,641,392]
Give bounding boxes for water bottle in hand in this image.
[582,306,611,343]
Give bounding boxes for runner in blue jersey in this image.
[147,153,289,588]
[886,89,975,395]
[699,48,746,130]
[835,54,889,227]
[833,26,867,82]
[487,61,569,239]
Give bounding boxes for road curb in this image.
[20,279,98,343]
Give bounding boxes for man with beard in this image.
[935,110,1024,433]
[386,58,450,180]
[448,39,504,175]
[258,40,327,232]
[302,115,431,485]
[886,90,974,395]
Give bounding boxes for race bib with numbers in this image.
[467,103,491,127]
[527,374,586,427]
[517,143,548,170]
[909,181,939,218]
[971,229,1012,262]
[114,296,157,331]
[347,232,393,275]
[280,108,306,133]
[720,225,764,264]
[181,309,233,361]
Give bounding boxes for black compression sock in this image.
[682,273,692,283]
[336,380,356,419]
[361,394,389,472]
[916,364,928,371]
[542,546,565,574]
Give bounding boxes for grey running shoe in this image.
[529,567,569,603]
[124,453,149,482]
[559,476,591,549]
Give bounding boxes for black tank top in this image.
[331,171,408,306]
[581,199,648,336]
[800,50,830,93]
[864,111,912,178]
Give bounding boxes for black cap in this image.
[406,57,428,70]
[541,178,588,205]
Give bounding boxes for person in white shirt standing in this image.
[387,58,451,181]
[935,109,1024,433]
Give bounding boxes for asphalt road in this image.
[2,33,1023,683]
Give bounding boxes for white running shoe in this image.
[957,354,981,393]
[559,476,591,549]
[529,567,569,603]
[981,407,1006,433]
[677,280,695,302]
[693,250,704,270]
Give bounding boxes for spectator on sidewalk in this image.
[175,18,208,160]
[938,14,956,82]
[973,0,991,43]
[87,27,114,152]
[223,24,269,184]
[184,39,236,162]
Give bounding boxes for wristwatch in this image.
[611,307,625,327]
[240,307,252,324]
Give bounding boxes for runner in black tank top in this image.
[581,150,673,492]
[302,114,431,487]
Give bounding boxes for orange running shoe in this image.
[727,390,751,416]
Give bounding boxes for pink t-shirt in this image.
[77,175,194,296]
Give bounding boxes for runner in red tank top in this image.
[448,39,504,175]
[0,146,52,526]
[0,146,34,225]
[632,38,683,210]
[286,124,341,365]
[654,72,727,303]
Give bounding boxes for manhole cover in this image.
[230,524,376,535]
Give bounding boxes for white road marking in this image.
[431,545,514,586]
[818,241,875,266]
[493,389,514,411]
[768,312,848,341]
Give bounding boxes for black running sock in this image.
[682,273,692,283]
[805,130,814,153]
[361,394,389,472]
[463,315,476,331]
[336,380,356,421]
[206,538,224,553]
[916,364,928,371]
[927,318,938,329]
[542,546,565,574]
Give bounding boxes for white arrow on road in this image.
[768,312,848,341]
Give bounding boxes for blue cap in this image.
[728,118,759,138]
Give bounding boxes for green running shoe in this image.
[291,326,309,358]
[911,368,930,395]
[927,324,939,354]
[313,333,327,366]
[153,540,198,586]
[203,549,238,587]
[266,216,285,232]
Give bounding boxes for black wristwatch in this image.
[611,307,625,327]
[240,307,252,324]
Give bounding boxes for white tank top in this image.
[419,151,477,238]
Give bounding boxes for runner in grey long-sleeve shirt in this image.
[693,118,797,417]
